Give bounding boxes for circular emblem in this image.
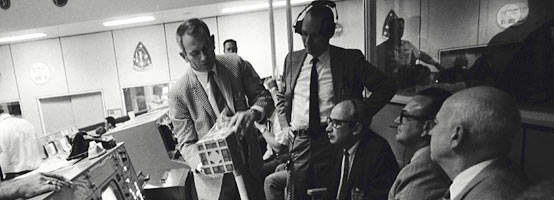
[496,3,528,29]
[30,63,50,85]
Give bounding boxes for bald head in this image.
[447,86,520,155]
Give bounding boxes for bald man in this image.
[326,99,399,200]
[429,86,530,200]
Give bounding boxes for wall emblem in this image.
[133,42,152,71]
[30,62,50,85]
[497,3,528,29]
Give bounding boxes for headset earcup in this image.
[294,20,303,34]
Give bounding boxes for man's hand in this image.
[11,172,72,198]
[226,110,260,133]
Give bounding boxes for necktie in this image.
[309,57,320,133]
[208,71,227,113]
[337,150,350,200]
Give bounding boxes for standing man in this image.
[429,86,530,200]
[169,18,274,200]
[0,107,42,180]
[389,88,451,200]
[266,1,398,199]
[326,99,399,200]
[223,39,238,54]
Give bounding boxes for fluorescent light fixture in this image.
[0,33,47,43]
[103,16,155,27]
[222,0,311,14]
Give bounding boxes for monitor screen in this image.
[101,180,124,200]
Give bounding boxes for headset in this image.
[293,0,339,38]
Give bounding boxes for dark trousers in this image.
[264,129,337,200]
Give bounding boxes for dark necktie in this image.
[208,71,227,113]
[338,150,350,200]
[309,57,320,133]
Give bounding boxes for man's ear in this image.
[179,52,189,63]
[352,123,363,136]
[450,125,465,150]
[421,120,433,137]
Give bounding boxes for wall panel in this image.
[113,24,170,87]
[0,45,19,102]
[61,32,122,112]
[11,39,69,135]
[427,0,480,57]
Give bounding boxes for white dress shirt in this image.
[0,114,42,176]
[449,158,496,199]
[290,48,334,130]
[336,141,360,199]
[192,65,222,115]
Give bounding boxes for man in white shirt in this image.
[0,108,42,180]
[429,86,530,200]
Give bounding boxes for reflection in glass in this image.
[376,10,442,95]
[123,83,169,113]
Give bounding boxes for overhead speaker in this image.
[53,0,68,7]
[0,0,10,10]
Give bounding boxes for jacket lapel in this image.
[214,62,236,114]
[187,68,217,120]
[346,134,366,192]
[290,51,307,92]
[329,46,344,104]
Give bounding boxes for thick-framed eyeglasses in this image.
[327,117,357,128]
[399,110,431,124]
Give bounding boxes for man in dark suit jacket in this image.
[326,99,399,200]
[169,18,274,200]
[265,2,397,200]
[429,86,530,200]
[389,88,452,200]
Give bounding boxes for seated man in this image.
[0,108,42,180]
[389,88,452,200]
[326,99,399,200]
[429,86,530,200]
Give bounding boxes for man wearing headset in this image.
[266,1,397,199]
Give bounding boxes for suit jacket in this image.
[169,54,274,199]
[388,146,451,200]
[277,45,397,129]
[453,157,530,200]
[328,130,400,200]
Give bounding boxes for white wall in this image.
[113,25,171,87]
[11,39,69,135]
[61,32,122,111]
[0,45,19,102]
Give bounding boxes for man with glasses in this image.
[389,88,452,200]
[325,99,399,200]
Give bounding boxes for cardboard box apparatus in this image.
[195,127,245,175]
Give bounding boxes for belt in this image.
[291,123,328,136]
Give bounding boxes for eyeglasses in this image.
[327,117,357,128]
[399,110,431,124]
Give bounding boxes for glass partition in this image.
[122,83,169,114]
[375,0,554,114]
